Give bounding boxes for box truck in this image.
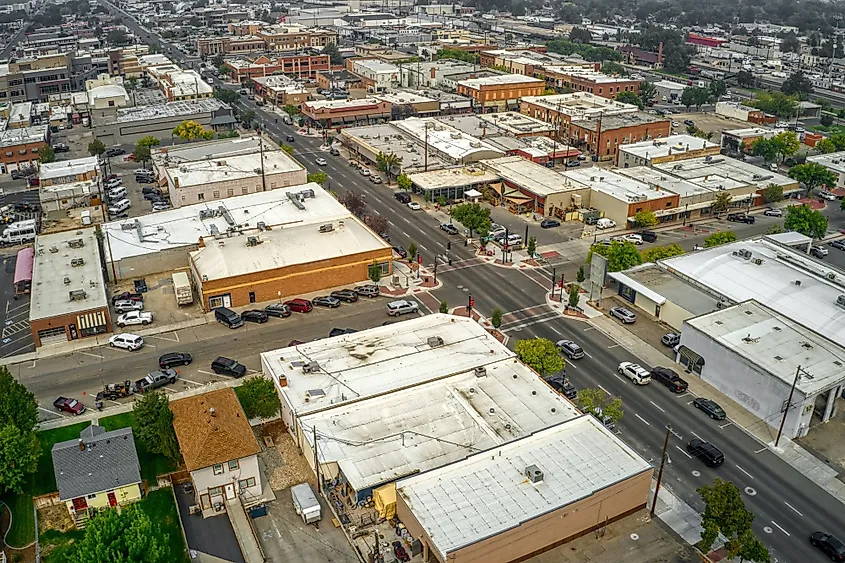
[291,483,321,524]
[172,272,193,306]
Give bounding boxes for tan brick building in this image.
[301,98,392,128]
[0,125,49,175]
[568,113,671,161]
[457,74,545,112]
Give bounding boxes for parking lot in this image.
[663,110,748,138]
[0,251,34,358]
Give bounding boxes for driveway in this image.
[174,484,245,563]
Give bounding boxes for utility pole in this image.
[258,128,267,192]
[550,267,556,298]
[650,424,671,517]
[313,425,321,494]
[775,365,806,448]
[424,121,430,172]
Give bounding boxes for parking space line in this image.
[634,413,651,426]
[80,351,103,359]
[754,447,768,454]
[38,406,64,417]
[197,369,215,376]
[719,421,732,429]
[179,378,204,385]
[676,445,692,458]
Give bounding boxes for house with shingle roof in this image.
[51,424,143,528]
[170,388,262,514]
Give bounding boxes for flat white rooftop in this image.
[520,92,637,118]
[299,357,580,492]
[31,227,108,321]
[163,149,303,188]
[477,112,554,136]
[39,156,100,181]
[304,97,385,111]
[396,416,652,560]
[617,167,715,199]
[807,151,845,174]
[393,117,504,162]
[723,127,773,138]
[458,73,543,89]
[481,156,581,197]
[0,125,47,148]
[686,300,845,396]
[408,166,500,191]
[619,135,719,161]
[564,168,675,201]
[374,91,438,106]
[262,314,516,418]
[190,213,388,281]
[653,80,686,91]
[654,156,798,189]
[102,183,346,263]
[663,238,845,347]
[354,59,400,74]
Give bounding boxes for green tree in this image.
[615,91,643,109]
[750,137,778,162]
[39,145,55,164]
[68,505,170,563]
[106,28,129,45]
[491,308,503,328]
[781,71,814,98]
[237,376,281,419]
[439,300,448,314]
[397,173,412,192]
[240,108,257,128]
[514,338,565,375]
[526,235,537,257]
[322,42,344,65]
[789,162,838,195]
[450,203,492,237]
[88,139,106,157]
[784,204,829,239]
[368,262,382,284]
[307,171,328,185]
[376,151,402,180]
[407,241,418,261]
[137,135,161,150]
[633,209,658,227]
[712,191,733,214]
[709,79,727,100]
[588,241,643,272]
[704,231,738,247]
[568,283,580,307]
[132,136,161,168]
[568,27,593,43]
[434,48,480,64]
[767,224,785,235]
[750,92,798,118]
[771,131,800,162]
[816,138,837,154]
[173,120,214,141]
[0,366,38,495]
[601,62,627,76]
[214,87,240,104]
[698,478,769,563]
[639,81,657,103]
[281,144,294,155]
[283,104,299,116]
[642,243,685,262]
[736,70,755,88]
[133,391,181,463]
[820,114,835,127]
[681,87,711,110]
[761,184,784,203]
[576,265,585,283]
[577,388,624,425]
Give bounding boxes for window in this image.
[241,187,248,194]
[228,460,240,471]
[239,477,256,489]
[213,464,224,475]
[227,188,234,197]
[87,494,98,499]
[209,486,223,496]
[212,190,220,198]
[197,193,205,201]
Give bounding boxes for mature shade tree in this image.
[88,139,106,157]
[789,162,838,195]
[615,91,643,109]
[0,366,39,495]
[133,391,181,463]
[588,240,643,272]
[450,203,492,237]
[761,184,784,203]
[698,479,770,563]
[306,171,327,185]
[514,338,565,375]
[341,191,366,217]
[568,27,593,44]
[750,137,778,162]
[712,192,733,214]
[735,70,755,88]
[365,215,390,237]
[577,388,624,425]
[236,377,281,420]
[214,87,240,104]
[633,209,658,227]
[771,131,800,162]
[704,231,738,247]
[750,92,798,118]
[172,120,214,141]
[68,506,170,563]
[784,204,829,239]
[397,173,412,192]
[639,81,657,103]
[39,145,55,164]
[781,71,814,98]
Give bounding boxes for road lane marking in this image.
[650,400,666,413]
[197,369,216,376]
[597,384,609,395]
[690,431,703,440]
[784,502,803,517]
[719,422,733,429]
[669,428,683,441]
[736,465,754,479]
[80,351,103,359]
[635,413,650,426]
[612,371,626,383]
[771,521,790,536]
[179,378,203,385]
[754,447,768,454]
[607,344,620,349]
[584,352,593,358]
[147,332,179,343]
[676,446,692,458]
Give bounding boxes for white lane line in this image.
[735,465,754,479]
[650,400,666,413]
[80,351,103,359]
[179,377,204,385]
[583,327,594,331]
[566,363,577,370]
[784,502,803,517]
[197,369,216,376]
[38,406,64,417]
[607,344,620,349]
[635,413,651,426]
[676,445,692,458]
[771,521,790,537]
[719,421,733,429]
[584,352,593,358]
[597,384,610,395]
[754,447,768,454]
[690,431,703,440]
[612,371,626,383]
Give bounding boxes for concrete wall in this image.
[107,244,198,282]
[583,188,630,227]
[191,454,262,509]
[396,470,652,563]
[170,169,307,208]
[659,300,695,331]
[679,321,813,438]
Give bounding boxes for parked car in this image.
[387,299,419,316]
[111,291,143,304]
[214,307,243,328]
[639,230,658,242]
[141,186,161,195]
[686,438,725,467]
[393,246,408,258]
[264,303,292,317]
[370,175,383,184]
[116,311,153,327]
[596,218,616,229]
[53,397,86,415]
[763,208,783,217]
[556,339,584,360]
[541,218,561,228]
[819,190,837,201]
[313,295,341,308]
[108,333,144,351]
[831,239,845,251]
[359,168,371,177]
[407,201,421,211]
[810,532,845,562]
[683,119,695,126]
[315,157,327,166]
[211,356,247,378]
[661,332,681,347]
[543,374,577,399]
[726,212,755,224]
[811,245,829,258]
[610,307,636,323]
[440,223,459,235]
[105,147,126,157]
[53,143,70,152]
[355,285,380,298]
[565,160,581,167]
[650,366,689,393]
[394,192,411,204]
[242,309,269,323]
[613,233,643,245]
[618,362,651,385]
[152,201,171,212]
[114,299,144,313]
[134,369,177,393]
[330,289,359,303]
[158,352,193,369]
[692,397,727,420]
[285,298,313,313]
[329,327,358,338]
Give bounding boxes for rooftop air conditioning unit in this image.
[68,289,86,301]
[732,249,752,260]
[752,258,763,265]
[246,236,261,246]
[427,336,444,347]
[302,361,321,374]
[474,366,487,378]
[837,295,845,309]
[319,223,334,233]
[524,464,543,483]
[828,272,836,281]
[70,258,84,267]
[67,238,84,248]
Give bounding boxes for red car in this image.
[285,298,313,313]
[53,396,86,415]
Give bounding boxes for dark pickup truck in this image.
[53,397,86,415]
[650,367,689,393]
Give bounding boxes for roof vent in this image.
[71,257,84,267]
[732,249,752,260]
[427,336,444,347]
[752,258,763,265]
[302,361,321,374]
[794,280,802,286]
[49,246,59,253]
[246,236,262,246]
[524,464,543,484]
[68,289,87,301]
[304,388,326,401]
[67,238,84,248]
[319,223,334,233]
[836,295,845,309]
[474,366,487,378]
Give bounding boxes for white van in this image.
[596,218,617,230]
[1,219,36,245]
[107,186,127,200]
[108,198,131,215]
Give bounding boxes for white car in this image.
[819,191,837,201]
[408,201,421,211]
[108,333,144,351]
[613,233,643,245]
[618,362,651,385]
[672,121,679,127]
[116,311,153,327]
[763,208,783,217]
[114,299,144,313]
[315,157,327,166]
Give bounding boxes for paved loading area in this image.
[227,498,265,563]
[175,484,245,563]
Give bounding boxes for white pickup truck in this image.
[116,311,153,328]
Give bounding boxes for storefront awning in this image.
[77,310,107,330]
[607,271,667,305]
[678,345,704,366]
[465,189,482,198]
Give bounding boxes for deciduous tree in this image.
[784,204,828,239]
[397,173,412,192]
[514,338,564,375]
[698,478,769,563]
[172,120,214,141]
[771,131,800,162]
[588,241,643,272]
[407,241,418,261]
[816,138,837,154]
[133,391,181,463]
[365,215,389,237]
[214,87,240,104]
[633,209,658,227]
[615,91,643,109]
[576,388,623,425]
[236,376,281,420]
[750,137,778,162]
[789,162,838,195]
[713,192,733,214]
[568,283,580,307]
[639,81,657,103]
[704,231,738,247]
[68,505,170,563]
[39,145,55,164]
[761,184,784,203]
[781,71,814,98]
[368,262,382,284]
[88,139,106,157]
[307,171,327,185]
[642,243,685,262]
[450,203,492,237]
[491,308,503,328]
[526,235,537,256]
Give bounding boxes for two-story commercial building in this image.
[457,74,545,112]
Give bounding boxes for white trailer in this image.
[172,271,193,306]
[291,483,321,525]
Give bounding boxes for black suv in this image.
[686,438,725,467]
[158,352,192,369]
[650,366,689,393]
[330,289,359,303]
[543,375,577,399]
[726,212,755,224]
[211,357,247,378]
[639,230,658,243]
[811,532,845,562]
[394,192,411,204]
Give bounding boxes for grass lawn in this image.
[99,412,179,483]
[1,422,90,547]
[811,124,845,134]
[40,489,189,563]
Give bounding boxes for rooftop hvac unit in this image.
[70,258,84,267]
[68,289,86,301]
[752,258,763,265]
[524,464,543,484]
[427,336,444,347]
[257,221,266,231]
[67,238,84,248]
[63,276,70,285]
[246,236,261,246]
[474,366,487,378]
[49,246,58,253]
[828,272,836,281]
[837,295,845,309]
[319,223,334,233]
[209,224,220,236]
[300,188,315,199]
[304,388,326,401]
[732,249,752,260]
[302,361,321,374]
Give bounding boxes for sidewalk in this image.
[589,310,845,508]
